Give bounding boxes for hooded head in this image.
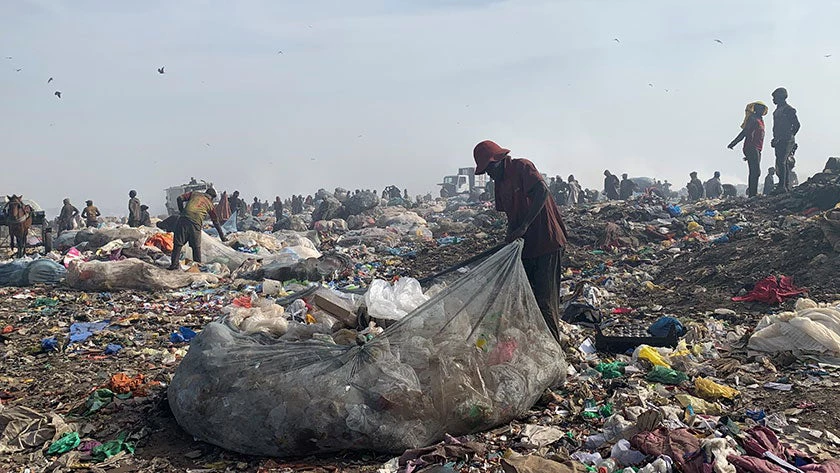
[690,171,697,178]
[473,140,510,175]
[604,170,611,177]
[568,174,575,182]
[621,173,628,180]
[140,204,149,211]
[768,167,775,173]
[129,190,137,198]
[63,198,70,205]
[86,200,93,206]
[714,171,721,178]
[205,187,217,199]
[232,191,240,198]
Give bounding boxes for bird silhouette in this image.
[47,77,53,83]
[15,68,22,72]
[277,50,283,54]
[54,91,61,98]
[825,54,832,58]
[714,39,724,44]
[4,57,11,60]
[157,67,165,74]
[613,38,620,43]
[648,83,654,87]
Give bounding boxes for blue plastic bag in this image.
[648,316,686,337]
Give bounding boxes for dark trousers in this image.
[171,217,202,267]
[745,147,761,197]
[775,140,795,192]
[522,248,564,343]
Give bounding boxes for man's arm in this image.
[209,209,226,241]
[177,193,189,214]
[507,181,548,242]
[790,108,801,137]
[82,208,89,219]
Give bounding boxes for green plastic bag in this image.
[92,431,135,462]
[47,432,81,455]
[595,361,627,379]
[646,365,689,385]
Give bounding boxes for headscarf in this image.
[741,101,768,129]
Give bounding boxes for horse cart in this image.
[0,197,53,256]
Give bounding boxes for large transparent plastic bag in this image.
[169,241,566,456]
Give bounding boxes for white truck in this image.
[437,167,488,198]
[164,178,213,216]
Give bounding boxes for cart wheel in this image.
[43,227,53,253]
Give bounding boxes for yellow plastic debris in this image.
[675,393,724,415]
[305,313,317,324]
[638,345,671,368]
[687,221,703,233]
[644,281,664,291]
[695,377,740,400]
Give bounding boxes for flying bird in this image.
[613,38,620,43]
[277,50,283,54]
[825,54,832,58]
[47,77,53,83]
[4,56,11,60]
[15,68,22,72]
[157,66,165,74]
[714,39,724,44]
[54,91,61,98]
[205,143,210,147]
[648,83,654,87]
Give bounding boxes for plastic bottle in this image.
[597,459,618,473]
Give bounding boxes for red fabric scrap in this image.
[611,307,633,315]
[732,276,807,305]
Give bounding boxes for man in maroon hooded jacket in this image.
[474,140,568,342]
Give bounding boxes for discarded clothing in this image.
[144,233,174,253]
[732,275,807,305]
[631,427,710,473]
[501,454,587,473]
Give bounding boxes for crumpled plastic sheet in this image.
[748,298,840,356]
[365,277,429,321]
[169,241,567,457]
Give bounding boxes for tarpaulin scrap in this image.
[69,321,108,343]
[732,275,807,305]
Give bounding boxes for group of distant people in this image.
[56,190,150,234]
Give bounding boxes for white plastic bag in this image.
[365,277,429,321]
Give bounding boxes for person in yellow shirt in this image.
[168,188,226,270]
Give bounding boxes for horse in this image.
[6,195,32,258]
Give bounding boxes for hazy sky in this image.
[3,0,839,216]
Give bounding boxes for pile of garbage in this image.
[3,178,840,472]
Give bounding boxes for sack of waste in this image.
[169,241,567,457]
[0,258,66,287]
[66,258,218,291]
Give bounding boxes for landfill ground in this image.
[3,175,840,472]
